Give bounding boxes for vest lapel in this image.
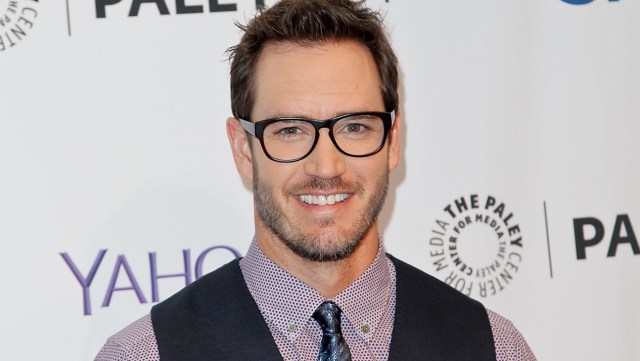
[152,259,284,361]
[387,255,496,361]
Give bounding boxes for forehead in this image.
[252,40,384,120]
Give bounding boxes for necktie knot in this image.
[313,301,342,334]
[313,301,352,361]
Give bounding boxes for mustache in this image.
[288,176,364,195]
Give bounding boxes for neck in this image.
[254,219,380,298]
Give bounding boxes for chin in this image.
[280,226,370,262]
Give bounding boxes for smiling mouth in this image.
[298,194,350,205]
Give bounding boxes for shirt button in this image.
[288,323,297,333]
[362,324,371,333]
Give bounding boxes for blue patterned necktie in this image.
[312,301,352,361]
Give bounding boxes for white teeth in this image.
[299,193,349,205]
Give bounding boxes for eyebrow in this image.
[262,113,313,120]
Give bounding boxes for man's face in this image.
[232,40,400,262]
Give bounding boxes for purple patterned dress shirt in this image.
[96,239,537,360]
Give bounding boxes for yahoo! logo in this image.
[60,245,241,316]
[561,0,619,4]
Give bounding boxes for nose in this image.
[303,129,346,179]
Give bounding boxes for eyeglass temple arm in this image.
[237,118,256,136]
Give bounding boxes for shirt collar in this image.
[239,237,392,342]
[333,243,392,340]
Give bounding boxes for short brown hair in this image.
[227,0,399,120]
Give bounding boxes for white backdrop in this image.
[1,0,639,360]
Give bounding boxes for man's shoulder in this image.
[387,254,537,360]
[94,315,159,361]
[386,254,496,359]
[152,257,243,314]
[487,309,538,361]
[387,253,490,329]
[95,258,249,360]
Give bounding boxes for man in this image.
[96,0,536,360]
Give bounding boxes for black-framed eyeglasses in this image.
[238,111,395,163]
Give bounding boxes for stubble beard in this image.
[253,170,389,262]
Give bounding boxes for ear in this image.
[226,117,254,181]
[387,111,401,172]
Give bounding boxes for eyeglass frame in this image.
[237,110,396,163]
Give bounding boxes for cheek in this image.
[351,156,388,183]
[251,143,275,178]
[254,158,299,193]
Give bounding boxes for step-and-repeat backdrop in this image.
[1,0,638,360]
